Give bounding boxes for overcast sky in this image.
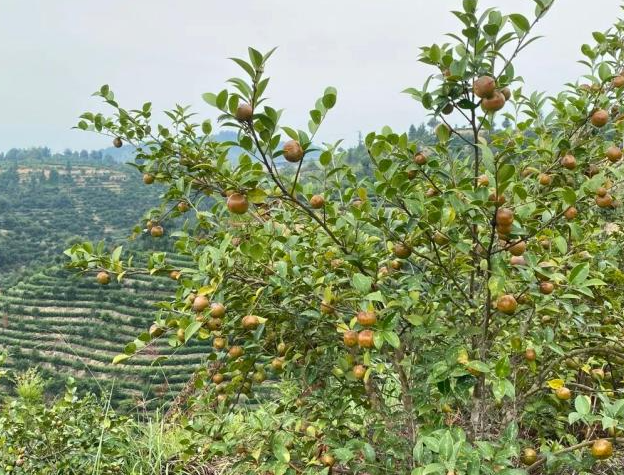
[0,1,620,153]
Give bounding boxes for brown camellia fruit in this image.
[358,330,375,348]
[538,173,552,186]
[283,140,304,162]
[426,187,439,198]
[210,302,226,318]
[555,386,572,400]
[113,137,123,148]
[525,348,537,362]
[242,315,260,330]
[501,87,511,100]
[271,357,285,371]
[321,454,335,467]
[357,310,377,327]
[539,281,555,295]
[192,295,210,313]
[213,337,226,350]
[177,201,190,213]
[597,187,608,197]
[310,195,325,209]
[96,271,110,285]
[390,259,402,270]
[235,103,253,122]
[481,91,506,112]
[473,75,496,98]
[343,330,358,347]
[149,323,165,338]
[206,317,222,330]
[585,164,600,177]
[169,270,181,281]
[510,255,526,266]
[496,208,514,226]
[591,109,609,127]
[477,174,489,187]
[414,152,427,165]
[227,193,249,214]
[394,242,412,259]
[560,154,576,170]
[521,448,538,466]
[497,294,518,314]
[150,225,164,237]
[353,364,367,380]
[508,240,526,256]
[489,192,506,206]
[591,439,613,460]
[606,146,623,163]
[212,373,224,384]
[143,173,155,185]
[613,76,624,88]
[564,206,578,220]
[228,345,244,359]
[596,194,614,208]
[320,300,335,315]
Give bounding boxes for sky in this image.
[0,0,621,153]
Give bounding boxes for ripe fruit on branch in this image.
[113,137,123,148]
[497,294,517,314]
[510,256,526,266]
[210,302,226,318]
[193,295,210,313]
[212,373,224,384]
[597,187,608,197]
[496,208,514,226]
[585,164,600,177]
[143,173,155,185]
[477,174,489,187]
[169,270,181,280]
[414,152,427,165]
[538,173,552,186]
[473,75,496,98]
[271,357,285,371]
[606,146,622,163]
[206,317,222,330]
[425,187,439,198]
[321,454,335,467]
[613,76,624,88]
[521,448,538,465]
[501,87,511,100]
[176,328,185,343]
[481,91,506,112]
[358,330,375,348]
[310,195,325,209]
[539,281,555,295]
[357,310,377,327]
[564,206,577,220]
[591,109,609,127]
[343,330,358,347]
[228,346,244,359]
[227,193,249,214]
[242,315,260,330]
[390,259,402,270]
[595,193,614,208]
[591,439,613,460]
[149,324,165,338]
[235,103,253,122]
[283,140,304,162]
[489,192,506,206]
[560,154,576,170]
[177,201,190,213]
[555,386,572,400]
[150,225,164,237]
[213,337,226,349]
[353,364,366,380]
[96,271,110,285]
[525,348,536,362]
[508,240,526,256]
[394,242,412,259]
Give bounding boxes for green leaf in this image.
[352,273,373,293]
[184,321,202,342]
[509,13,530,33]
[575,395,591,415]
[272,442,290,463]
[598,63,612,82]
[319,151,332,166]
[384,331,401,349]
[568,262,590,285]
[112,354,131,365]
[322,93,337,109]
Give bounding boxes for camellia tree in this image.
[66,0,624,473]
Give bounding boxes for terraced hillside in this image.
[0,256,209,410]
[0,157,160,287]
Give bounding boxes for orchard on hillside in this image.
[67,0,624,473]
